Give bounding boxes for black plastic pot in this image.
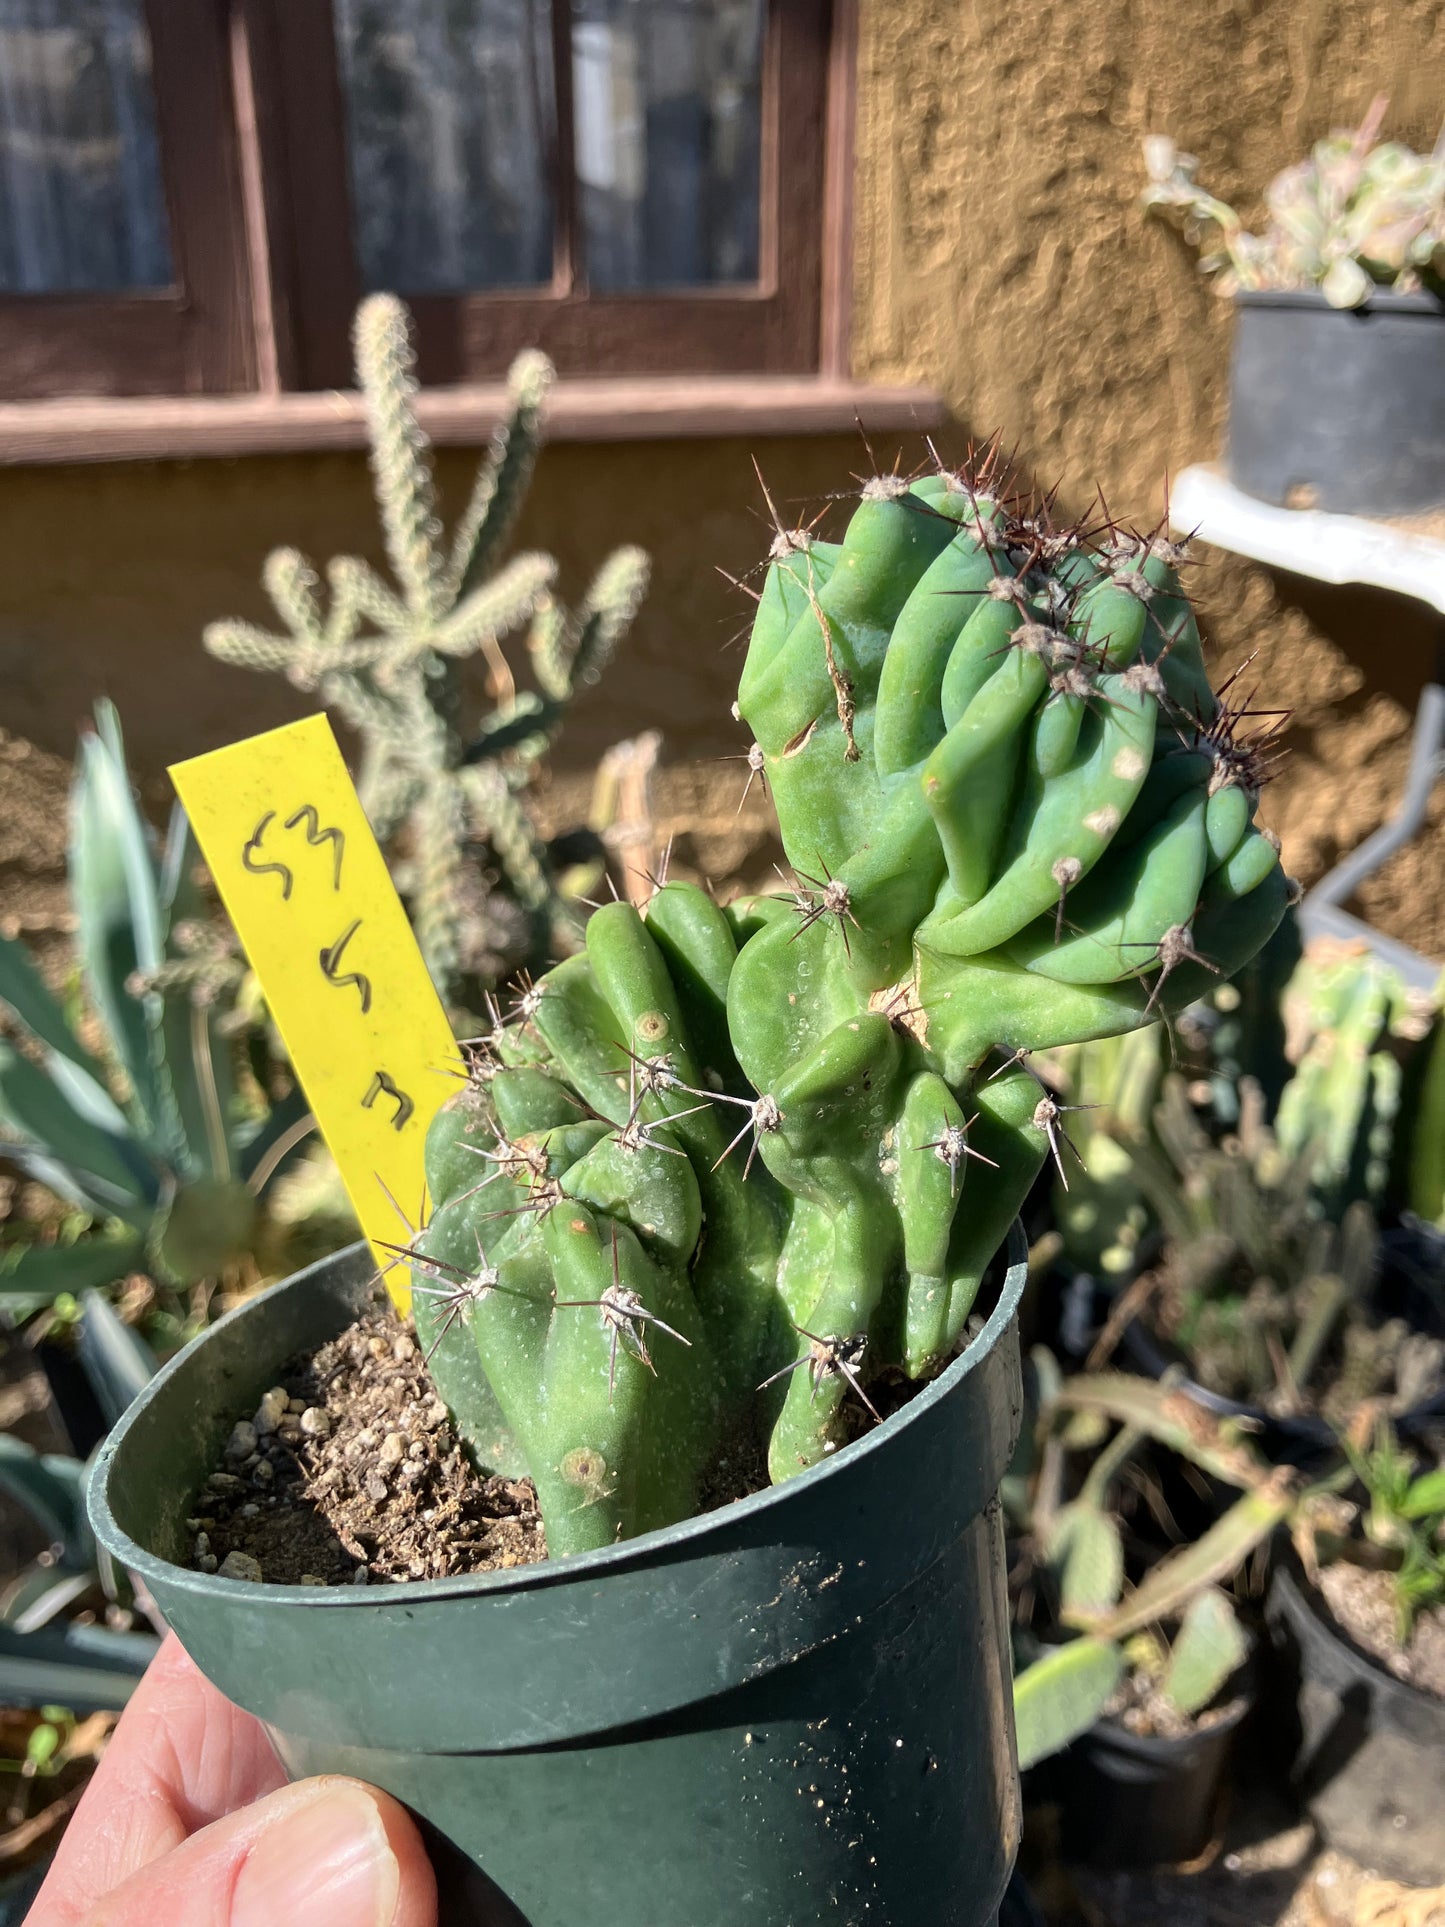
[1045,1685,1252,1870]
[1119,1312,1337,1466]
[1268,1553,1445,1886]
[1118,1306,1445,1469]
[1227,288,1445,514]
[996,1866,1047,1927]
[29,1334,109,1458]
[89,1233,1030,1927]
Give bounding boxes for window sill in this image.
[0,376,946,467]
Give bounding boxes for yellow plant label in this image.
[170,716,459,1311]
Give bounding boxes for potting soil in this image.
[1318,1561,1445,1697]
[182,1294,782,1586]
[183,1300,545,1584]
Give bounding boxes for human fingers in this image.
[31,1634,286,1923]
[80,1774,437,1927]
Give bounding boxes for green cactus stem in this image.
[407,456,1293,1557]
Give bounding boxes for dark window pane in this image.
[335,0,555,295]
[0,0,171,294]
[573,0,763,292]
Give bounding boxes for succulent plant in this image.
[1143,95,1445,309]
[407,456,1293,1559]
[1296,1418,1445,1647]
[1110,1073,1444,1421]
[1011,1368,1291,1767]
[1046,1027,1164,1281]
[1405,978,1445,1232]
[1275,939,1435,1211]
[205,293,650,1003]
[0,705,313,1323]
[0,1292,161,1712]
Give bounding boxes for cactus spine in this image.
[411,456,1293,1558]
[206,294,649,1000]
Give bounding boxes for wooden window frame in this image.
[0,0,857,403]
[0,0,258,402]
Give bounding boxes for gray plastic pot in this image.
[1269,1553,1445,1886]
[1227,288,1445,513]
[89,1230,1030,1927]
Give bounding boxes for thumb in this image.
[84,1776,437,1927]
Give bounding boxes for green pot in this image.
[89,1229,1029,1927]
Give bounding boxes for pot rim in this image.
[1092,1693,1252,1752]
[1116,1282,1445,1447]
[1231,286,1445,315]
[1089,1668,1256,1759]
[1272,1546,1445,1717]
[91,1221,1029,1608]
[1119,1305,1334,1445]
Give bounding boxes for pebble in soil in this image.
[187,1298,544,1586]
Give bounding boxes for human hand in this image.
[30,1633,437,1926]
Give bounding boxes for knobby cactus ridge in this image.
[407,451,1295,1558]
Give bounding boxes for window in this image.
[0,0,253,398]
[0,0,849,401]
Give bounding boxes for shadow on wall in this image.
[1237,571,1445,959]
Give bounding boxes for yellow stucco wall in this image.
[2,0,1443,955]
[849,0,1445,956]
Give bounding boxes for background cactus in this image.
[1142,94,1445,309]
[1050,933,1445,1415]
[1103,1073,1444,1420]
[408,455,1293,1559]
[205,293,650,1004]
[1046,1027,1165,1282]
[1275,939,1435,1210]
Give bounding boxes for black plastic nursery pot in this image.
[89,1233,1031,1927]
[1268,1553,1445,1887]
[1119,1313,1336,1466]
[1227,288,1445,514]
[1118,1309,1445,1469]
[1043,1682,1252,1870]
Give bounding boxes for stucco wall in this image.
[0,434,886,936]
[3,0,1443,957]
[850,0,1445,956]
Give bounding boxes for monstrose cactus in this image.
[205,294,649,1000]
[410,457,1294,1558]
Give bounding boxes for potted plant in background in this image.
[1272,1417,1445,1885]
[1100,1076,1445,1450]
[1142,95,1445,513]
[0,1294,162,1922]
[1010,1366,1292,1868]
[0,700,325,1446]
[87,454,1292,1925]
[1078,935,1445,1458]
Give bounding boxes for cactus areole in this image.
[89,459,1289,1927]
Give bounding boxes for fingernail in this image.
[233,1780,399,1927]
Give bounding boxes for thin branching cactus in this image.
[206,294,649,999]
[407,448,1296,1558]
